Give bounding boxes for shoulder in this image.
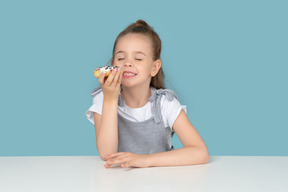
[159,89,183,111]
[91,86,103,96]
[151,87,187,129]
[150,87,179,102]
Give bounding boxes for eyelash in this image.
[117,58,142,61]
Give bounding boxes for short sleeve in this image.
[161,96,187,131]
[84,91,104,125]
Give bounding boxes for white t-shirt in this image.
[85,87,187,131]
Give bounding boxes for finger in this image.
[105,152,126,160]
[107,157,129,165]
[106,153,129,164]
[104,69,117,86]
[117,69,123,86]
[106,154,128,163]
[121,161,131,168]
[104,163,112,168]
[98,72,106,85]
[111,68,121,87]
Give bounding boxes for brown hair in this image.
[111,19,165,89]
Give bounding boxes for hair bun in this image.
[135,20,149,27]
[135,19,155,32]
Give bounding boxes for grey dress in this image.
[91,86,179,155]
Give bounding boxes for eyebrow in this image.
[116,51,146,56]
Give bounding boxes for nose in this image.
[124,61,133,68]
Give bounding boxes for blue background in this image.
[0,0,287,156]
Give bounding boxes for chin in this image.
[121,82,135,88]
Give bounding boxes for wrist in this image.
[145,154,154,167]
[103,96,118,104]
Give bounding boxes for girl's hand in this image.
[104,152,151,168]
[99,68,122,101]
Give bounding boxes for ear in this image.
[150,59,161,77]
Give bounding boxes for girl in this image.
[85,20,209,168]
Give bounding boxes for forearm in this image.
[97,98,118,158]
[147,146,209,167]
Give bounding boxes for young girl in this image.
[85,20,209,168]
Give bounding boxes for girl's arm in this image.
[93,68,122,160]
[103,109,209,168]
[147,109,209,166]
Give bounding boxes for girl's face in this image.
[113,33,160,88]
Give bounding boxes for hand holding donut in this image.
[96,66,123,101]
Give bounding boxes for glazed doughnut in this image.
[94,66,121,78]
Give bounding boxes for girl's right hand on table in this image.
[98,68,122,101]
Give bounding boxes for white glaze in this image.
[95,66,121,73]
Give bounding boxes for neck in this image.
[121,85,152,108]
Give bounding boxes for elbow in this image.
[97,148,108,161]
[96,144,114,161]
[201,147,210,164]
[98,150,117,161]
[202,152,209,164]
[100,154,107,161]
[98,150,110,161]
[96,145,106,161]
[99,151,110,161]
[193,146,209,165]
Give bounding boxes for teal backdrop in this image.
[0,0,287,156]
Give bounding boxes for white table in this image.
[0,156,287,192]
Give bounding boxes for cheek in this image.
[118,63,124,68]
[139,66,152,76]
[112,60,123,67]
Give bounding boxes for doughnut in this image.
[94,66,122,78]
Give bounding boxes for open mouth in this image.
[123,72,137,78]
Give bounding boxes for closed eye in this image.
[135,58,142,61]
[118,58,125,61]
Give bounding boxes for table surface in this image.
[0,156,287,192]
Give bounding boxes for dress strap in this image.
[148,89,179,123]
[118,95,125,107]
[90,86,102,96]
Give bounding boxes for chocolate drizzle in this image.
[95,66,121,71]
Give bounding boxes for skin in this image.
[94,33,209,168]
[113,33,161,108]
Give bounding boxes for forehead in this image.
[115,33,152,54]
